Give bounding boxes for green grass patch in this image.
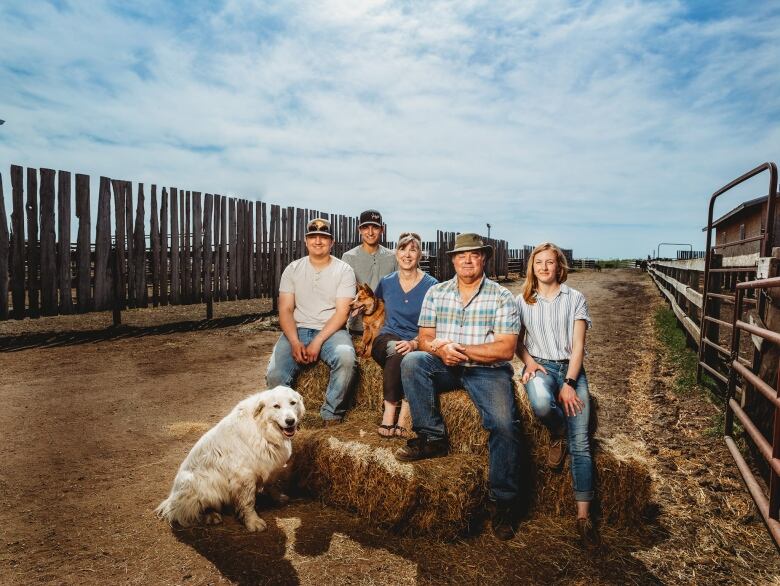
[653,305,710,396]
[653,305,744,440]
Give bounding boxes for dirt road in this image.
[1,270,778,585]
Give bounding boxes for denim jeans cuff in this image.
[574,491,594,502]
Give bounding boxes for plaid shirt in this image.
[418,275,520,367]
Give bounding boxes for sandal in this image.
[394,425,412,439]
[377,424,396,438]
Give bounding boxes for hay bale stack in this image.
[292,357,653,532]
[294,357,385,414]
[292,412,487,540]
[440,386,651,526]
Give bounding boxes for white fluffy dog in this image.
[155,386,305,532]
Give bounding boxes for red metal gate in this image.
[726,275,780,547]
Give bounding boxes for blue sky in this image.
[1,0,779,258]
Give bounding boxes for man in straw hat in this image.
[394,232,522,540]
[266,218,357,426]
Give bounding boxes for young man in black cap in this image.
[342,209,397,333]
[266,218,357,425]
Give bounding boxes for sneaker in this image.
[323,418,343,428]
[576,517,601,551]
[491,501,517,541]
[394,436,448,462]
[547,438,566,470]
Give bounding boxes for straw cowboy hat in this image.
[446,233,493,259]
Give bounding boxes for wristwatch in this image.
[563,377,577,388]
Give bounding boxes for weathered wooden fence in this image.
[0,164,510,321]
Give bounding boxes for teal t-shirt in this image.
[375,272,438,340]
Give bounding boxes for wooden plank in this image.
[75,173,91,312]
[10,165,25,318]
[133,183,146,306]
[57,170,73,313]
[271,204,281,310]
[650,271,701,340]
[125,182,135,307]
[26,167,39,316]
[150,185,160,307]
[255,201,262,297]
[192,191,202,302]
[160,188,169,306]
[280,207,287,285]
[170,187,180,304]
[0,172,9,320]
[203,194,213,305]
[112,180,127,309]
[240,199,248,298]
[219,195,227,301]
[648,267,703,308]
[239,200,247,298]
[184,190,191,302]
[229,198,237,301]
[248,201,255,298]
[39,168,57,316]
[213,194,221,301]
[94,177,111,310]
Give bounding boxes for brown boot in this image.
[576,517,601,552]
[547,438,566,469]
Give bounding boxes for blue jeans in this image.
[266,328,356,421]
[400,351,521,503]
[524,358,594,502]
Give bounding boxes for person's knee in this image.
[525,383,555,418]
[400,350,426,374]
[332,345,356,370]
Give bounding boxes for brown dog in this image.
[349,283,386,357]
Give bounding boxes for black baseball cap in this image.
[359,209,383,228]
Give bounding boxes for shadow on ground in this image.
[0,311,275,351]
[171,493,668,586]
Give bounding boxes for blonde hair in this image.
[522,242,569,304]
[397,232,422,251]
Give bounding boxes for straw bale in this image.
[294,356,385,415]
[293,362,653,531]
[292,411,488,540]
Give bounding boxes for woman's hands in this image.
[521,360,548,384]
[395,340,417,355]
[559,380,585,417]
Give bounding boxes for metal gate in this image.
[725,275,780,547]
[697,162,778,388]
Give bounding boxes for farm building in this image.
[707,192,780,257]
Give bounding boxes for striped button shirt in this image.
[418,275,520,367]
[515,284,592,361]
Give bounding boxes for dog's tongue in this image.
[350,307,362,318]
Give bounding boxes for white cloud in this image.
[1,0,779,257]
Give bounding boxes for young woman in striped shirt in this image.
[515,242,599,549]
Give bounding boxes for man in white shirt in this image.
[266,218,357,425]
[342,209,397,333]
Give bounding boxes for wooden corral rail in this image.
[0,165,510,321]
[648,254,764,390]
